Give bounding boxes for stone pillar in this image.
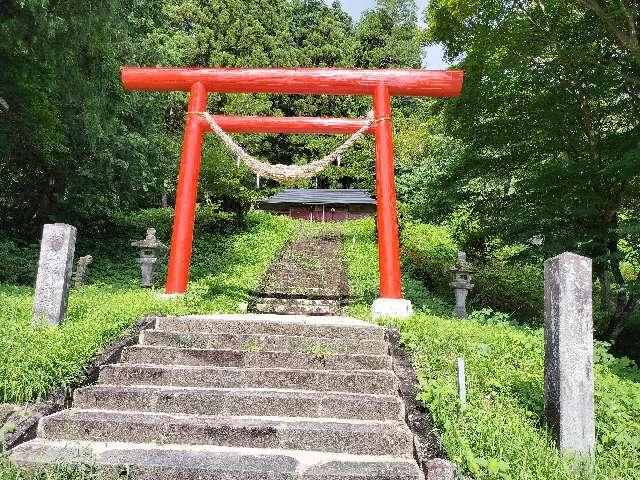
[32,223,77,325]
[544,252,595,458]
[74,255,93,287]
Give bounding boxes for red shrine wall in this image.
[260,204,376,222]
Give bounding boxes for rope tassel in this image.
[202,111,374,184]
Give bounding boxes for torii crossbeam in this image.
[121,67,464,316]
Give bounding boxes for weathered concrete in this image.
[120,345,392,371]
[425,458,457,480]
[544,252,595,457]
[73,385,404,421]
[140,329,389,355]
[255,298,344,316]
[11,314,426,478]
[10,441,423,479]
[157,315,385,341]
[32,223,76,325]
[450,251,473,319]
[40,410,414,456]
[99,364,399,395]
[74,255,93,287]
[132,228,166,288]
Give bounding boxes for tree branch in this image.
[577,0,635,52]
[619,0,638,48]
[513,0,553,38]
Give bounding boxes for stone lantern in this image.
[450,251,474,318]
[131,228,167,288]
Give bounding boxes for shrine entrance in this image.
[121,67,463,316]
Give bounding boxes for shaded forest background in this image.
[1,0,639,350]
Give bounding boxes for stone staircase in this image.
[10,314,424,479]
[253,232,349,316]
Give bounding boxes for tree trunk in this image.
[605,213,639,342]
[32,172,57,224]
[609,290,639,342]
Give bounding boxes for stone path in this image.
[254,232,349,315]
[10,314,424,479]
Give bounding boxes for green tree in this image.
[356,0,423,68]
[0,0,180,231]
[424,0,640,341]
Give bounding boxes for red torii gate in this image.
[121,67,463,314]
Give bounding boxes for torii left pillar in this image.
[166,82,207,294]
[121,67,464,317]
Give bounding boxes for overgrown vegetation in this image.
[0,455,132,480]
[342,217,640,480]
[0,212,295,404]
[1,215,638,478]
[413,0,640,342]
[304,344,334,361]
[0,0,421,236]
[1,0,639,475]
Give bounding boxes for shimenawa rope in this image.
[200,111,375,183]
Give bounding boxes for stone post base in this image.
[372,298,413,320]
[155,292,184,301]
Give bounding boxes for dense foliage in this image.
[342,217,640,480]
[405,0,640,342]
[400,222,545,326]
[0,0,421,237]
[0,212,295,404]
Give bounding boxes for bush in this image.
[343,218,640,480]
[0,239,38,285]
[401,222,544,326]
[110,205,237,240]
[385,312,640,480]
[400,223,458,293]
[0,212,296,404]
[472,257,544,327]
[0,206,240,287]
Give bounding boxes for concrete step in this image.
[121,346,392,371]
[155,314,384,341]
[10,440,424,479]
[99,364,399,395]
[254,300,343,316]
[39,410,414,457]
[254,298,343,306]
[73,385,404,421]
[140,330,388,355]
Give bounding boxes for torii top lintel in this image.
[121,67,464,97]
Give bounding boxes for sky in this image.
[323,0,449,69]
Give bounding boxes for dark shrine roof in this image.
[262,189,377,206]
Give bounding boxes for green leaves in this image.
[0,212,295,404]
[1,0,423,234]
[419,0,640,339]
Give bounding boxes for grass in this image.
[339,217,640,480]
[2,214,639,480]
[0,456,131,480]
[0,212,295,405]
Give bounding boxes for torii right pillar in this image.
[371,84,413,319]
